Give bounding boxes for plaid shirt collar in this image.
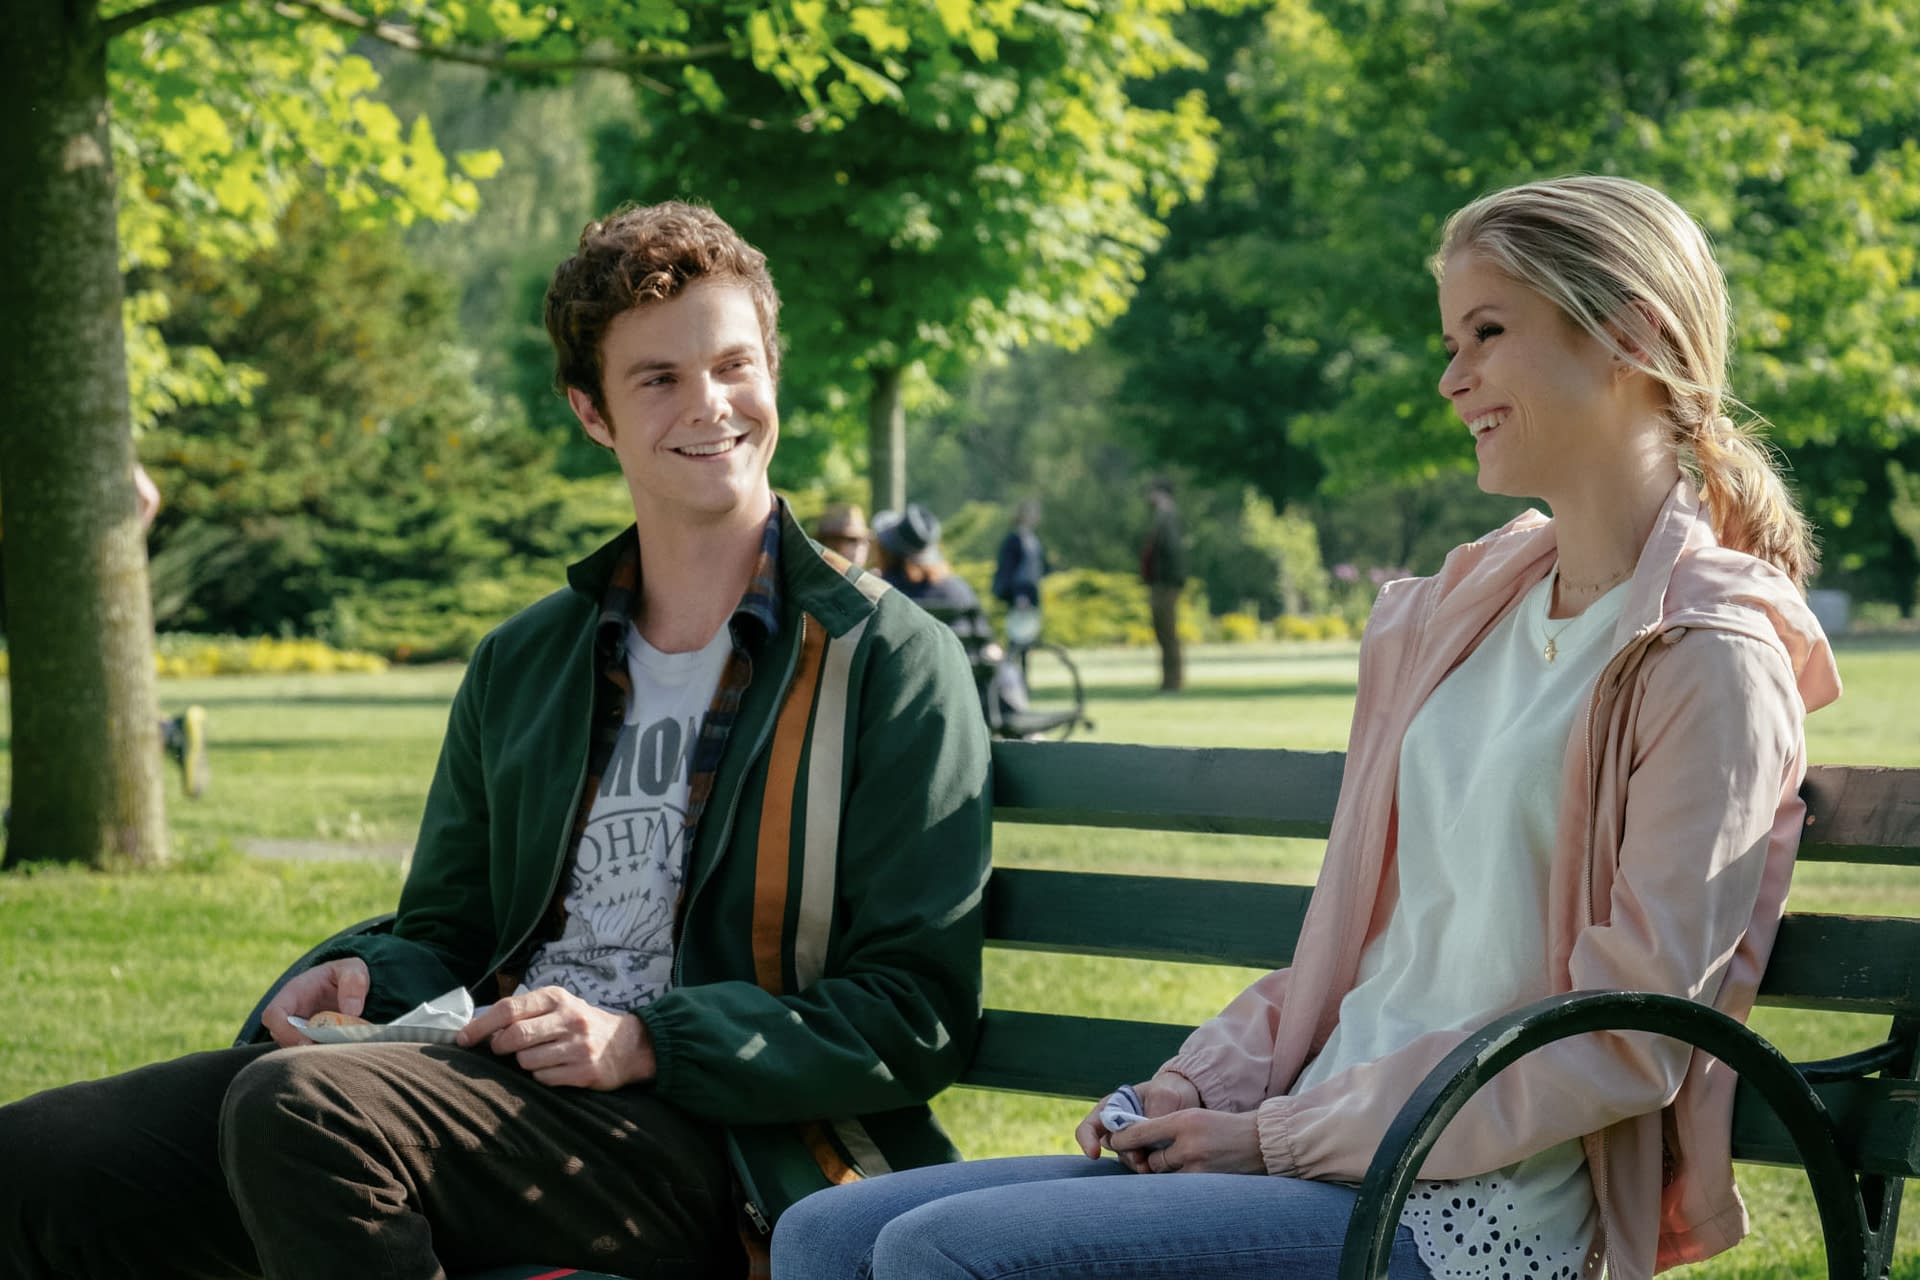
[586,504,783,841]
[594,506,783,662]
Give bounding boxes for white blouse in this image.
[1293,570,1627,1280]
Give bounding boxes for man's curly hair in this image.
[543,201,783,414]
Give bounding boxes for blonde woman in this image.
[770,175,1842,1280]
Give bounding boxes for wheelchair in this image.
[974,605,1092,742]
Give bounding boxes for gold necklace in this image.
[1541,565,1629,661]
[1543,613,1577,663]
[1542,569,1589,662]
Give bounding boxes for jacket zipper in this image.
[1579,625,1660,1271]
[685,617,806,1233]
[671,616,803,986]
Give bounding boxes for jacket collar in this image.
[563,496,890,647]
[1424,479,1839,712]
[564,502,783,652]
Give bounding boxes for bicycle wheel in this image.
[1000,643,1088,741]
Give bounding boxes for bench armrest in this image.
[1336,989,1868,1280]
[232,913,398,1047]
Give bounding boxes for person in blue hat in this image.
[872,504,996,664]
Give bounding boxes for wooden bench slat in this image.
[966,1012,1920,1179]
[990,740,1344,837]
[987,866,1920,1016]
[986,869,1310,970]
[1800,765,1920,866]
[962,1010,1189,1098]
[988,748,1920,865]
[1729,1076,1920,1177]
[1756,915,1920,1016]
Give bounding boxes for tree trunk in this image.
[0,0,169,867]
[867,364,907,515]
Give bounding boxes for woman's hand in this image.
[262,958,371,1048]
[457,986,655,1090]
[1074,1071,1201,1159]
[1109,1108,1265,1175]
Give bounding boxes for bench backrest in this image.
[965,740,1920,1180]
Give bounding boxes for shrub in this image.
[1029,569,1152,648]
[314,570,564,664]
[1274,613,1354,643]
[1215,611,1265,644]
[154,634,388,677]
[0,636,388,679]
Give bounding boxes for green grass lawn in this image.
[1,635,1915,1276]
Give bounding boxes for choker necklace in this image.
[1557,565,1634,598]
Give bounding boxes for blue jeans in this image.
[771,1154,1434,1279]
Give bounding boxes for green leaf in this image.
[849,8,913,55]
[455,149,503,180]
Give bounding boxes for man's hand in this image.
[1074,1071,1201,1160]
[1108,1107,1265,1176]
[262,957,371,1048]
[457,986,655,1090]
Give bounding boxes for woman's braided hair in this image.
[1434,175,1816,588]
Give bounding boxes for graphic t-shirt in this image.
[517,621,733,1010]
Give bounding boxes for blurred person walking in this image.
[1139,478,1187,693]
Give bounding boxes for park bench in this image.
[238,739,1920,1280]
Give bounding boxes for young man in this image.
[0,202,993,1279]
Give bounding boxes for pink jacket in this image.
[1163,481,1841,1279]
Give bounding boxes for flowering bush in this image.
[1214,611,1265,644]
[1274,613,1355,642]
[152,635,388,677]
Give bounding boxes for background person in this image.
[770,174,1840,1280]
[136,462,210,797]
[992,497,1049,670]
[872,503,997,666]
[991,498,1049,610]
[812,500,872,567]
[1139,477,1186,693]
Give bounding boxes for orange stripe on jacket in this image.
[752,613,828,993]
[798,1120,861,1186]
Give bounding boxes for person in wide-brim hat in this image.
[871,503,998,664]
[871,503,944,569]
[814,502,872,567]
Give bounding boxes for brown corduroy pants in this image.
[0,1041,744,1280]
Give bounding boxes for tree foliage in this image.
[110,5,504,432]
[145,194,629,660]
[591,0,1231,508]
[1104,7,1331,512]
[17,0,1180,867]
[1117,0,1920,606]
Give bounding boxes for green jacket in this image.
[318,502,993,1227]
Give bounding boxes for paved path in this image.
[241,838,413,863]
